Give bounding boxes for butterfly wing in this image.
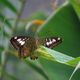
[10,36,62,59]
[10,36,36,58]
[10,36,29,50]
[10,36,62,49]
[39,37,62,48]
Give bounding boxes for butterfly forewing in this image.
[10,36,62,49]
[10,36,29,50]
[40,37,62,48]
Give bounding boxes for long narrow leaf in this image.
[0,0,17,13]
[70,0,80,19]
[24,60,49,80]
[0,14,12,28]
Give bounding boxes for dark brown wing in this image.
[39,37,62,48]
[10,36,30,50]
[10,36,62,59]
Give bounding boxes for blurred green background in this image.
[0,0,80,80]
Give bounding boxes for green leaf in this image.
[39,57,80,80]
[0,0,17,13]
[7,50,49,80]
[35,46,74,64]
[38,3,80,57]
[27,12,47,21]
[68,62,80,80]
[13,12,47,36]
[70,0,80,19]
[24,60,49,80]
[67,57,80,67]
[0,46,4,65]
[35,46,80,67]
[0,46,4,52]
[0,14,12,28]
[4,71,18,80]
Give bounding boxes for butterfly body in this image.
[10,36,62,60]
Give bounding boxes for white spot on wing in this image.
[52,39,56,43]
[21,41,25,45]
[23,39,25,40]
[17,38,21,42]
[19,41,22,43]
[46,42,50,46]
[46,39,47,41]
[58,37,60,40]
[49,39,52,44]
[14,37,17,39]
[50,41,52,44]
[18,40,25,46]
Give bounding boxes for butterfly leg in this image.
[18,47,22,58]
[30,54,38,60]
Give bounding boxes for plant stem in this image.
[0,17,8,80]
[13,0,27,32]
[0,51,7,80]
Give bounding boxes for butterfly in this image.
[10,36,62,60]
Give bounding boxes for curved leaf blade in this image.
[38,3,80,57]
[0,0,17,13]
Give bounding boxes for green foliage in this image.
[70,0,80,19]
[0,0,80,80]
[0,0,17,13]
[38,3,80,57]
